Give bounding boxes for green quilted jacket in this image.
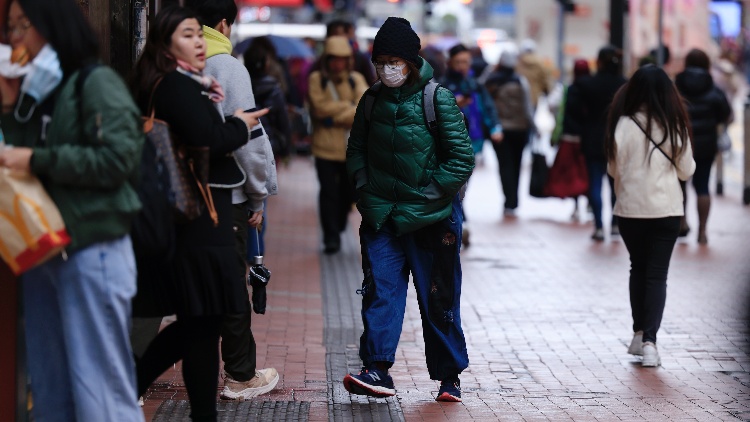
[1,66,143,252]
[346,59,474,235]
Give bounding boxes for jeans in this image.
[246,199,268,259]
[491,129,528,210]
[23,236,143,422]
[586,159,617,229]
[618,216,680,344]
[358,196,469,381]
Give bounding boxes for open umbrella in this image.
[233,35,314,60]
[247,226,270,314]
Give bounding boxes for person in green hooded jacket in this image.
[344,17,474,402]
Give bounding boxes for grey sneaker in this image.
[611,224,620,236]
[221,368,280,400]
[591,228,604,241]
[627,331,643,356]
[642,342,661,367]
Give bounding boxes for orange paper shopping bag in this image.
[0,169,70,275]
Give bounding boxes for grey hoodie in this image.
[204,53,278,212]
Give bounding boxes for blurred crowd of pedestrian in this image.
[0,0,742,419]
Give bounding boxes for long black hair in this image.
[130,5,199,106]
[8,0,99,77]
[605,65,692,168]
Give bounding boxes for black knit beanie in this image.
[372,17,421,66]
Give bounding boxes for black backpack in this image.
[76,65,175,258]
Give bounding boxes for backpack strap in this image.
[363,80,382,124]
[423,78,440,137]
[364,79,440,138]
[75,62,101,119]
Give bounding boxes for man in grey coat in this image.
[188,0,280,400]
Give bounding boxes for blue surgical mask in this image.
[15,44,63,122]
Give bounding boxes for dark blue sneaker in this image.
[343,367,396,397]
[436,377,461,402]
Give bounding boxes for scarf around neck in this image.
[176,59,225,103]
[203,25,233,58]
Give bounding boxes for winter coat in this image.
[346,59,475,235]
[251,74,291,158]
[675,67,732,160]
[608,113,695,218]
[516,53,550,107]
[1,66,143,252]
[204,28,277,212]
[308,62,368,161]
[484,67,534,131]
[567,71,627,161]
[440,69,501,140]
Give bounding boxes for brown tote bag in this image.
[142,81,217,226]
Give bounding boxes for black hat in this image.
[372,17,421,66]
[448,43,469,58]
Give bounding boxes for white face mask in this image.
[20,44,63,104]
[15,44,63,122]
[377,63,409,88]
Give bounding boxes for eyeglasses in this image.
[7,19,31,38]
[373,59,403,70]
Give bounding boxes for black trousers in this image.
[618,216,680,344]
[491,129,529,210]
[136,316,223,422]
[315,157,355,246]
[220,203,257,381]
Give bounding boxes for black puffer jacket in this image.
[675,67,732,160]
[567,71,626,160]
[252,74,292,158]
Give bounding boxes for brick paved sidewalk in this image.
[144,149,750,421]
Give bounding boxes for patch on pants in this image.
[415,219,458,333]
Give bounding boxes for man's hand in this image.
[247,211,263,228]
[490,132,504,143]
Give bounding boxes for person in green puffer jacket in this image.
[344,17,474,403]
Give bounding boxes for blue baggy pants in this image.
[357,196,469,381]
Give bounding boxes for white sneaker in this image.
[627,331,643,356]
[221,368,280,400]
[642,342,661,367]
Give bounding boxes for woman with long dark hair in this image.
[0,0,144,420]
[605,65,695,367]
[129,6,266,421]
[675,48,732,244]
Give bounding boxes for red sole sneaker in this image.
[343,374,396,398]
[436,392,462,402]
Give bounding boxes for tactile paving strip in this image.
[152,400,310,421]
[320,229,405,422]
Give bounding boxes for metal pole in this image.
[656,0,664,66]
[609,0,624,48]
[133,0,148,63]
[557,3,565,82]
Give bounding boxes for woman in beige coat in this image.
[308,35,368,253]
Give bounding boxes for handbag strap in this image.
[629,116,676,167]
[187,158,219,227]
[143,77,165,133]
